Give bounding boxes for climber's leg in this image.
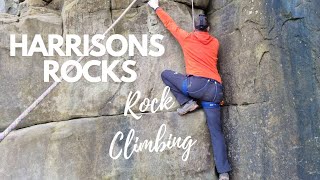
[187,78,231,174]
[203,104,232,174]
[161,70,192,105]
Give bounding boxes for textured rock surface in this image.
[111,0,209,10]
[0,0,319,179]
[0,111,216,179]
[208,0,320,179]
[0,0,200,130]
[0,0,19,15]
[0,0,217,179]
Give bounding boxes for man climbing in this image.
[147,0,232,179]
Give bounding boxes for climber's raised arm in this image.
[148,0,189,43]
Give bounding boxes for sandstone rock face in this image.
[0,111,216,179]
[0,0,196,130]
[111,0,209,10]
[0,0,319,179]
[0,0,217,179]
[0,0,19,15]
[208,0,320,179]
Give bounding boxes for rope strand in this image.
[191,0,195,30]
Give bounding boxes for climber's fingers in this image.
[148,0,159,10]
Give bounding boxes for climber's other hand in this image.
[148,0,159,10]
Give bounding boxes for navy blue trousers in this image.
[161,70,231,173]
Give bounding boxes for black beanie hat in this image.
[195,14,209,31]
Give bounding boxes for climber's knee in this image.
[161,70,171,80]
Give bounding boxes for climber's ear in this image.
[207,26,210,32]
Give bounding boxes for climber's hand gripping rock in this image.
[148,0,159,10]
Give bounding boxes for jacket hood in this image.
[193,31,214,45]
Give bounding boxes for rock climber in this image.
[147,0,232,179]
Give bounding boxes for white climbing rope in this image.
[0,0,138,142]
[191,0,195,30]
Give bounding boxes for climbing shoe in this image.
[219,173,229,180]
[177,100,199,115]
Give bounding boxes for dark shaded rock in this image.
[208,0,320,179]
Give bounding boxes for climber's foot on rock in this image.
[177,100,199,116]
[219,173,229,180]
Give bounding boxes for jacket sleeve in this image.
[156,8,189,44]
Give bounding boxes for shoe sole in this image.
[177,104,199,116]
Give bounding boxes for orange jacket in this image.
[156,8,222,83]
